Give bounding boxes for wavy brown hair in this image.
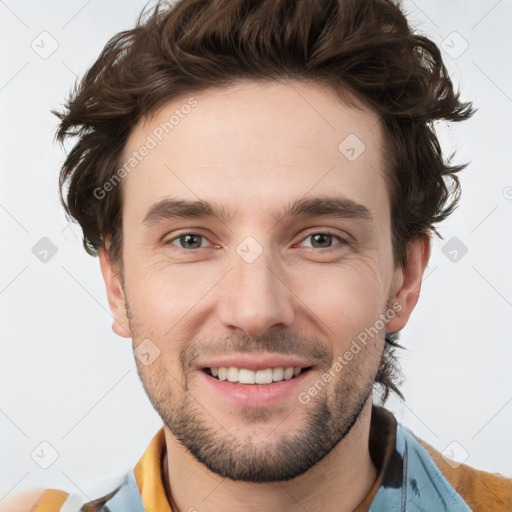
[53,0,475,401]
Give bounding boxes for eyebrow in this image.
[142,195,374,227]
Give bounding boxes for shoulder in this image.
[0,488,69,512]
[3,474,128,512]
[417,437,512,512]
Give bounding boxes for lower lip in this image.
[199,368,313,408]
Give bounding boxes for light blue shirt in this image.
[59,421,472,512]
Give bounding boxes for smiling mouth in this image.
[203,366,313,385]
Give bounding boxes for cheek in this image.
[127,261,217,323]
[292,258,387,345]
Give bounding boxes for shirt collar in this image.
[132,405,397,512]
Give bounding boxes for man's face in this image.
[106,80,409,482]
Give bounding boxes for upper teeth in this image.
[210,366,302,384]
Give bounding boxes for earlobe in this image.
[386,233,431,333]
[98,246,132,339]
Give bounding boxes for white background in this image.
[1,0,511,504]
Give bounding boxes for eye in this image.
[166,233,211,250]
[297,232,348,250]
[164,231,348,252]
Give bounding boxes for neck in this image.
[162,398,378,512]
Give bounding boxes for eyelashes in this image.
[165,231,349,252]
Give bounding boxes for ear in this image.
[386,232,431,333]
[98,244,131,338]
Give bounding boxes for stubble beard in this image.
[126,302,381,483]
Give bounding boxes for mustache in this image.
[181,331,334,372]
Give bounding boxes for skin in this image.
[99,79,430,512]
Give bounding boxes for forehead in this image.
[120,79,388,225]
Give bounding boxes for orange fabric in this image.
[133,429,173,512]
[31,489,69,512]
[418,438,512,512]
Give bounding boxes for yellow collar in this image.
[131,406,397,512]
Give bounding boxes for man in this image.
[13,0,512,510]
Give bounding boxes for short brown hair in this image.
[53,0,475,401]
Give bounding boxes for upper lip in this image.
[197,354,315,372]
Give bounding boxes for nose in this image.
[216,246,295,338]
